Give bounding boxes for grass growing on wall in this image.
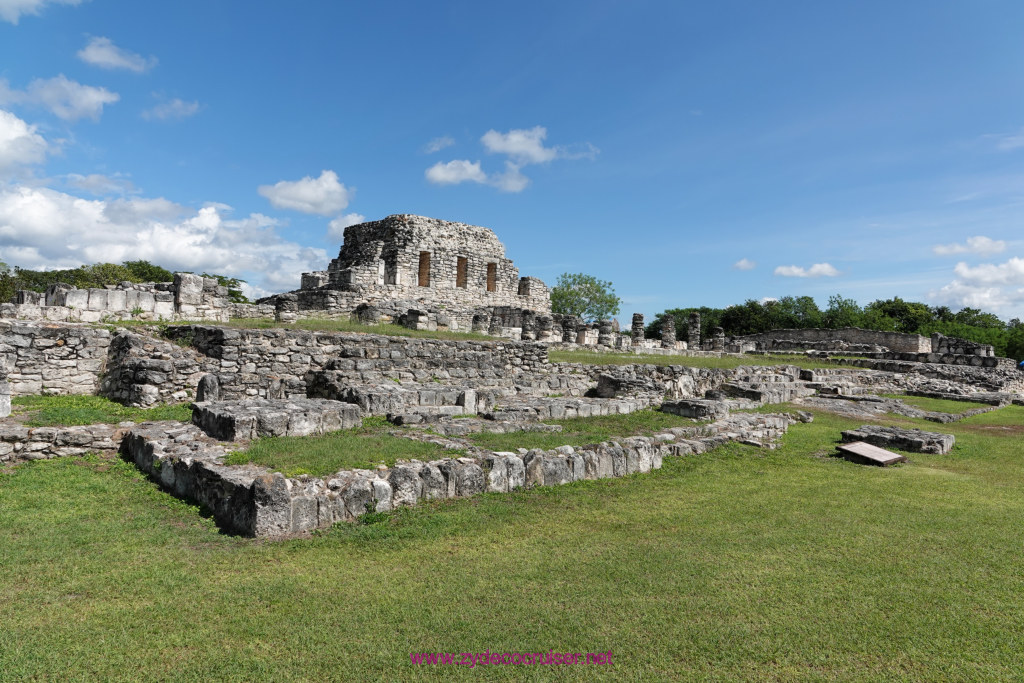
[223,416,462,477]
[549,350,852,370]
[10,395,192,427]
[2,406,1024,678]
[879,393,989,414]
[219,317,499,341]
[466,409,708,451]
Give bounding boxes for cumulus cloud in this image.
[0,0,80,24]
[933,235,1007,256]
[481,126,558,164]
[0,183,329,294]
[774,263,840,278]
[733,258,756,271]
[0,109,49,172]
[142,98,200,121]
[258,170,352,215]
[952,257,1024,286]
[77,36,156,72]
[327,212,365,241]
[0,75,119,121]
[489,162,530,193]
[426,126,598,194]
[425,159,487,186]
[424,136,454,153]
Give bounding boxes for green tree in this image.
[824,295,863,329]
[123,260,175,283]
[864,297,934,333]
[952,307,1005,329]
[550,272,621,322]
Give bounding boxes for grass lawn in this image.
[549,349,852,370]
[2,406,1024,680]
[466,409,708,451]
[9,395,192,427]
[223,416,462,476]
[879,393,987,414]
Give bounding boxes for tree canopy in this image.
[550,272,621,322]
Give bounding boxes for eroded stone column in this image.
[521,312,537,341]
[274,294,298,324]
[712,326,725,351]
[562,317,578,343]
[661,317,676,348]
[631,313,644,343]
[597,319,614,346]
[537,315,554,342]
[688,312,701,348]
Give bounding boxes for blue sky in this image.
[2,0,1023,320]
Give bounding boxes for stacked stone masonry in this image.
[2,273,232,323]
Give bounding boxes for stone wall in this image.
[0,423,126,465]
[734,328,931,354]
[0,322,111,396]
[102,325,550,406]
[931,333,995,357]
[3,273,232,324]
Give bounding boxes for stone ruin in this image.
[1,212,1022,538]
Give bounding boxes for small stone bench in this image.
[841,425,954,455]
[192,398,362,441]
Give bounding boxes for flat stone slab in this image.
[192,398,362,441]
[661,399,728,420]
[841,425,954,455]
[837,441,907,467]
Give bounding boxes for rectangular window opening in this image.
[486,263,496,292]
[456,257,468,289]
[418,251,431,287]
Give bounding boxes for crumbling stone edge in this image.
[119,412,799,539]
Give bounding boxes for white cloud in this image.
[0,75,119,121]
[952,257,1024,286]
[327,213,365,240]
[932,235,1007,256]
[258,170,352,215]
[489,161,529,193]
[930,280,1024,315]
[0,183,329,294]
[65,172,136,196]
[424,159,487,186]
[427,126,597,194]
[481,126,558,164]
[424,136,454,153]
[142,98,200,121]
[0,109,49,172]
[0,0,80,24]
[733,258,756,271]
[77,36,156,73]
[774,263,840,278]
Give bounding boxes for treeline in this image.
[0,261,249,304]
[647,295,1024,362]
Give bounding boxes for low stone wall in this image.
[0,322,111,396]
[734,328,931,354]
[0,374,9,418]
[3,273,231,324]
[104,325,549,406]
[0,423,127,464]
[121,410,797,538]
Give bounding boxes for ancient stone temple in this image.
[284,215,551,334]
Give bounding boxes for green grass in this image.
[10,395,192,427]
[3,406,1024,679]
[222,416,463,477]
[549,349,852,369]
[879,393,986,414]
[466,408,707,451]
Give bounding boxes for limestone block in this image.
[372,478,393,513]
[64,290,89,309]
[87,289,108,311]
[0,379,9,418]
[106,289,127,312]
[418,463,446,500]
[153,300,173,320]
[389,465,422,506]
[174,273,204,306]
